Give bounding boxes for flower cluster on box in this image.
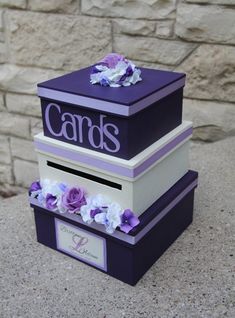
[90,53,142,87]
[29,180,140,234]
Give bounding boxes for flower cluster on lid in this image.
[90,53,142,87]
[29,180,140,234]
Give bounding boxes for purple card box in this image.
[31,170,198,285]
[38,67,185,159]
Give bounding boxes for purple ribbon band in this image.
[37,77,185,117]
[35,127,192,179]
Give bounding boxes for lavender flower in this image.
[58,183,67,192]
[90,208,102,218]
[120,209,140,234]
[29,180,42,198]
[118,64,134,84]
[101,53,125,69]
[30,181,41,193]
[62,187,86,214]
[45,193,57,211]
[80,195,109,224]
[95,202,122,234]
[39,179,66,209]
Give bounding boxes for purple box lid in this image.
[38,67,185,116]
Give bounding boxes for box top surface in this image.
[38,66,185,106]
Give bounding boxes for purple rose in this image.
[45,193,57,210]
[101,53,125,69]
[62,187,86,214]
[29,180,41,193]
[120,209,140,234]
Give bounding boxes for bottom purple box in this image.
[30,170,198,286]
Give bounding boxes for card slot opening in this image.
[47,161,122,190]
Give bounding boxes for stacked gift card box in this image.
[29,54,198,285]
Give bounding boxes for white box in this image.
[34,121,192,216]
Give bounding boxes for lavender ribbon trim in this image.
[35,127,192,179]
[134,179,198,244]
[37,77,185,117]
[29,178,198,245]
[135,127,192,177]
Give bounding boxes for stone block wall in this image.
[0,0,234,195]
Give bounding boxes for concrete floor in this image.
[0,137,234,318]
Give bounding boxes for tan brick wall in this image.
[0,0,234,193]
